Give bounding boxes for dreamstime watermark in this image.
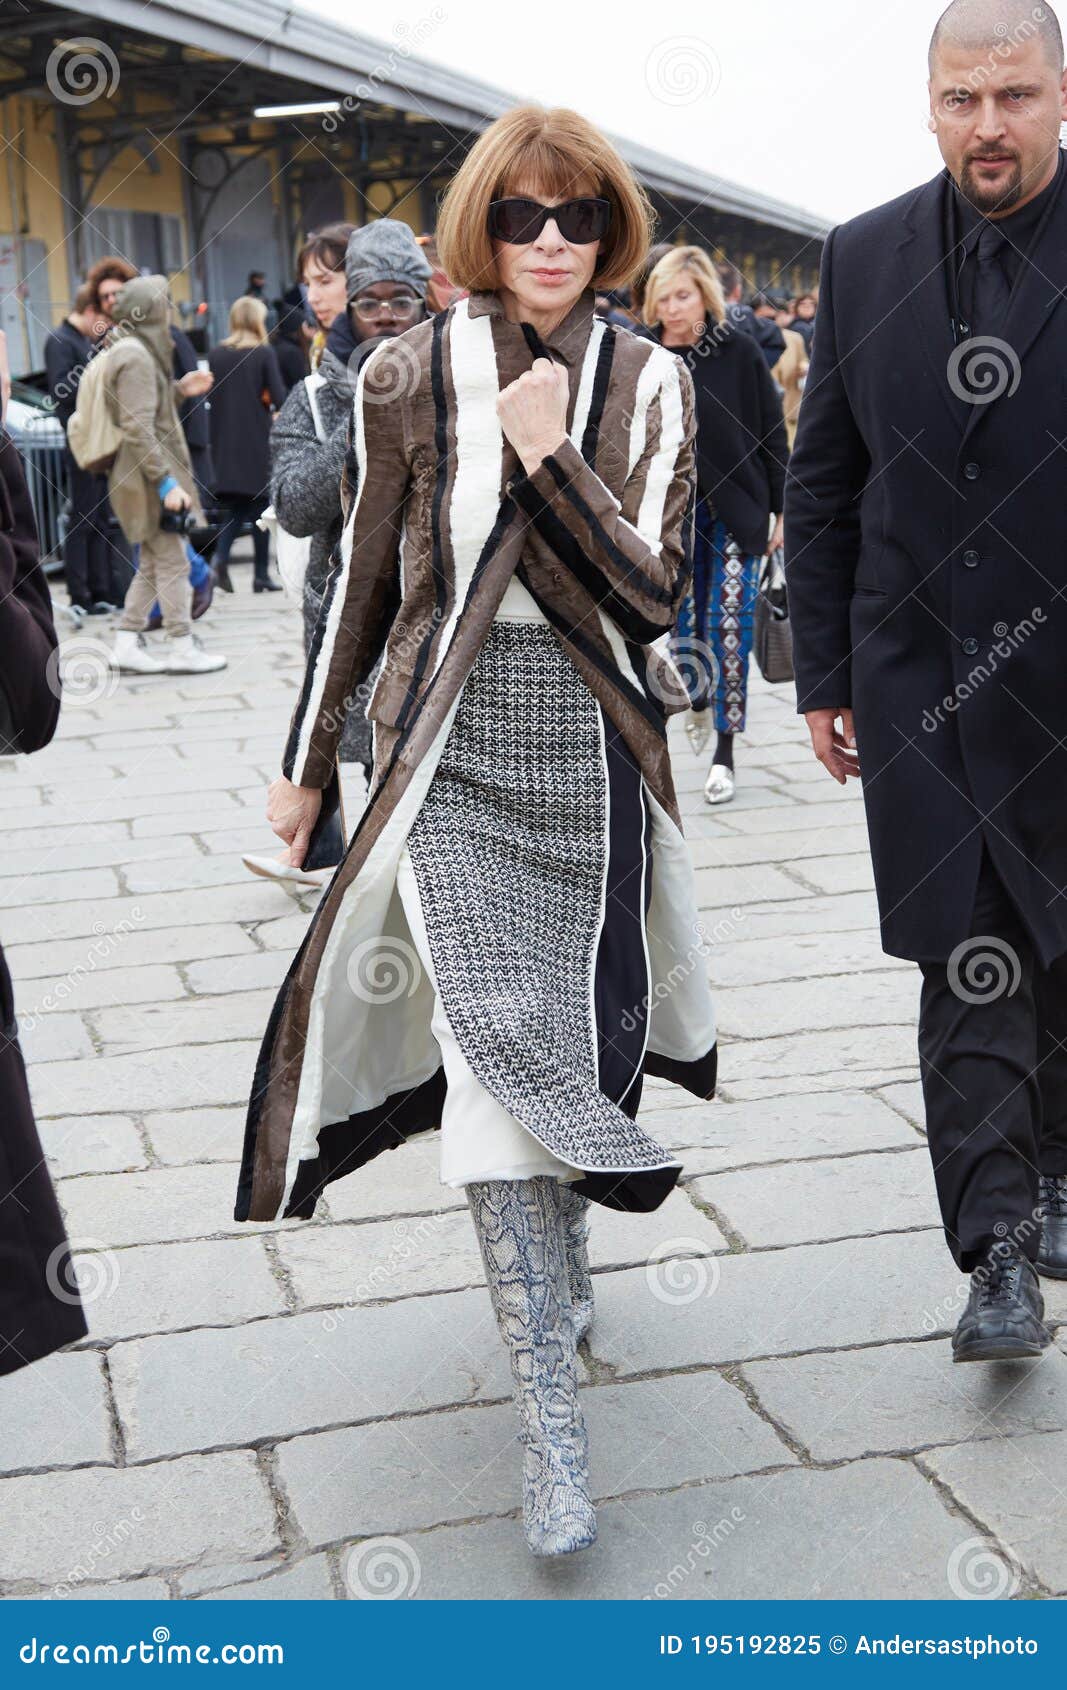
[323,12,446,132]
[45,1240,121,1307]
[360,338,422,405]
[642,1510,747,1598]
[618,912,739,1037]
[342,1535,421,1599]
[321,1213,450,1324]
[46,37,120,105]
[50,1511,145,1598]
[647,636,720,713]
[345,936,422,1003]
[947,336,1021,405]
[947,933,1022,1003]
[18,910,146,1034]
[920,609,1045,733]
[645,1238,721,1306]
[46,637,119,707]
[947,1535,1022,1599]
[644,37,723,107]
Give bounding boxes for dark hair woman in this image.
[236,105,717,1560]
[296,222,356,369]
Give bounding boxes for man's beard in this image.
[959,153,1023,214]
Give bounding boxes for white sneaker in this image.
[164,633,227,673]
[110,629,167,674]
[703,763,736,805]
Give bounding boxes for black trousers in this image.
[64,454,132,608]
[918,840,1067,1270]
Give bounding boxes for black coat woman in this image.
[645,247,788,804]
[207,298,285,592]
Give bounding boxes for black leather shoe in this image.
[1036,1174,1067,1278]
[952,1241,1051,1362]
[192,567,216,621]
[215,560,234,593]
[253,575,282,593]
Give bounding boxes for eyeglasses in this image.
[487,196,612,245]
[350,294,421,320]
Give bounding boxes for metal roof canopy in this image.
[26,0,832,240]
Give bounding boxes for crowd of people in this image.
[41,217,814,784]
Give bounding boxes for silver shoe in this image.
[559,1181,595,1344]
[466,1175,597,1557]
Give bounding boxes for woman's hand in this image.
[266,775,322,868]
[769,514,784,554]
[496,356,569,475]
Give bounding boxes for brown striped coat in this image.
[235,285,718,1223]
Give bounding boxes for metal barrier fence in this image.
[6,424,69,574]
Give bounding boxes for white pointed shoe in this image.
[164,633,227,673]
[241,853,331,889]
[683,708,712,756]
[703,763,736,805]
[110,630,167,674]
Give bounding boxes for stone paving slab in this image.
[715,970,916,1039]
[745,1341,1067,1461]
[696,1146,938,1248]
[583,1229,961,1375]
[275,1371,794,1547]
[0,1351,113,1475]
[648,1090,919,1171]
[106,1291,527,1461]
[353,1458,979,1600]
[56,1163,291,1247]
[91,990,276,1056]
[37,1115,147,1178]
[0,1453,278,1588]
[141,1108,245,1166]
[72,1236,286,1342]
[923,1431,1067,1594]
[31,1040,259,1117]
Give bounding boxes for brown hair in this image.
[85,255,137,311]
[297,222,356,280]
[436,105,654,294]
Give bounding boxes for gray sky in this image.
[302,0,973,225]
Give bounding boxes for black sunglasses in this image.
[487,196,612,245]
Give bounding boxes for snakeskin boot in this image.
[466,1175,597,1556]
[559,1181,595,1344]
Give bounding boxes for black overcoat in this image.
[0,428,88,1373]
[785,159,1067,966]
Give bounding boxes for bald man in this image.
[786,0,1067,1362]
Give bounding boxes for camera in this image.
[160,505,197,535]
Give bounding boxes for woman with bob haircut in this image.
[236,105,718,1559]
[644,246,788,804]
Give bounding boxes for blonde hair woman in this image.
[237,106,718,1558]
[206,295,285,591]
[644,246,789,804]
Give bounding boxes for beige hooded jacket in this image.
[104,275,200,543]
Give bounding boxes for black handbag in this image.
[753,545,793,684]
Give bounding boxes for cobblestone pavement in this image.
[3,567,1064,1603]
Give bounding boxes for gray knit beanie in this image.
[344,220,432,300]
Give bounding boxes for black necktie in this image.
[972,223,1012,334]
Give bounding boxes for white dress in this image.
[393,574,584,1189]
